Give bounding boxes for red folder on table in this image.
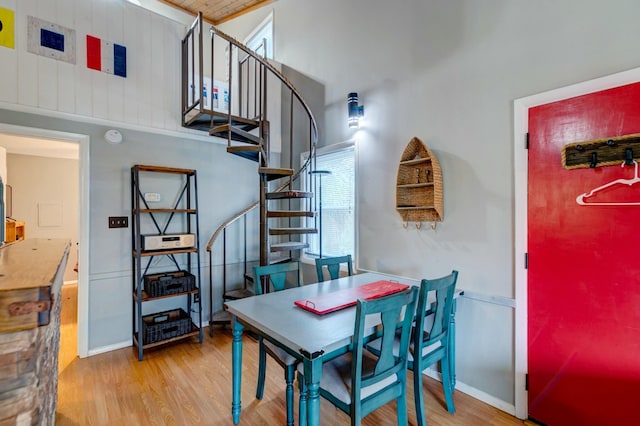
[294,280,410,315]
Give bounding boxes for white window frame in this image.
[301,140,357,267]
[244,12,274,59]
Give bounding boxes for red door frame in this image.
[513,67,640,420]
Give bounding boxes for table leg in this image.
[231,315,244,425]
[302,353,324,426]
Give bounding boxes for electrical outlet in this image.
[108,216,128,228]
[193,293,200,303]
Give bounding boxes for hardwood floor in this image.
[56,285,529,425]
[59,283,78,373]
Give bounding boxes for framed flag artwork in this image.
[27,16,76,63]
[86,35,127,78]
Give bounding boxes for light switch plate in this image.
[108,216,128,228]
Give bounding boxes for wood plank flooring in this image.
[56,285,530,425]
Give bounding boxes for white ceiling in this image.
[0,133,79,160]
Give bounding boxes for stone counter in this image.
[0,239,70,426]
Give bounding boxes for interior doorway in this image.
[527,82,640,425]
[0,123,90,358]
[514,66,640,420]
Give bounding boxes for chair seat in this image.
[264,339,298,367]
[367,332,442,364]
[413,340,442,362]
[297,351,398,405]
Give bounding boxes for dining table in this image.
[224,271,459,426]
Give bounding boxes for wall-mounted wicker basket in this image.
[396,137,443,223]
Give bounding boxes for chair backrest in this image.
[415,270,459,349]
[253,261,302,295]
[350,286,418,409]
[314,255,353,282]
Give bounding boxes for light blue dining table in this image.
[224,271,459,426]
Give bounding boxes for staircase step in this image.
[269,256,294,265]
[227,145,261,162]
[209,309,231,326]
[270,241,309,252]
[259,167,294,181]
[270,227,318,236]
[210,123,261,144]
[267,210,315,218]
[266,190,313,200]
[225,288,254,300]
[183,111,217,131]
[184,110,259,133]
[245,257,293,272]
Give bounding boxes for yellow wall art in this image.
[0,7,15,49]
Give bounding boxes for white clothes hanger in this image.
[576,160,640,206]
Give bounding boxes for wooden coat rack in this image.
[562,133,640,169]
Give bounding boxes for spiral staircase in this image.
[181,13,319,329]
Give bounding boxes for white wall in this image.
[7,153,79,281]
[0,0,258,355]
[0,0,189,132]
[220,0,640,413]
[0,107,259,353]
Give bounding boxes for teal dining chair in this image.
[314,254,353,282]
[297,286,419,426]
[368,270,459,426]
[253,261,302,426]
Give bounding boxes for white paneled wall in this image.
[0,0,18,103]
[0,0,186,132]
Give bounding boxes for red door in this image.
[528,82,640,425]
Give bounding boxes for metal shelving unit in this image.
[131,164,203,361]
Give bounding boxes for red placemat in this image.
[294,280,410,315]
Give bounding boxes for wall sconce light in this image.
[348,92,364,128]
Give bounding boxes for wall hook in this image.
[625,148,634,165]
[416,222,422,229]
[402,221,408,229]
[431,222,437,230]
[589,152,598,168]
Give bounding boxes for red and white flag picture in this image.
[86,34,127,78]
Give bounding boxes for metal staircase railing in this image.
[181,13,319,329]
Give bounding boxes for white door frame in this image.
[0,123,90,358]
[513,66,640,419]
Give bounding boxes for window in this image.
[245,13,273,59]
[302,142,356,259]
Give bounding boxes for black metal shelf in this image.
[133,288,199,302]
[131,164,203,361]
[133,247,198,257]
[132,324,200,351]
